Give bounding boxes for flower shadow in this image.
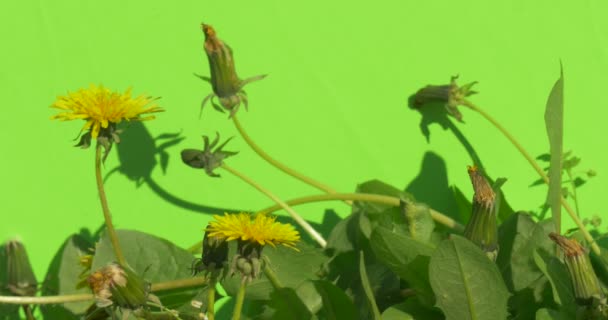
[105,121,245,215]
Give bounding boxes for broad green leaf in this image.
[40,234,95,319]
[265,288,315,320]
[369,226,435,305]
[381,305,414,320]
[402,201,435,243]
[381,300,443,320]
[326,211,367,254]
[92,229,200,309]
[532,250,576,316]
[496,213,554,291]
[544,64,564,233]
[359,251,382,320]
[221,242,326,301]
[429,235,510,320]
[311,280,358,319]
[536,308,571,320]
[354,180,413,214]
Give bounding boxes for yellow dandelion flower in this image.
[207,212,300,250]
[51,84,163,139]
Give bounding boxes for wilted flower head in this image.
[410,75,477,122]
[181,132,238,177]
[87,262,149,309]
[192,224,229,278]
[205,212,300,282]
[549,233,604,305]
[4,240,37,297]
[463,165,499,261]
[197,23,266,118]
[51,84,163,152]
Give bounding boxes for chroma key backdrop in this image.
[1,1,608,319]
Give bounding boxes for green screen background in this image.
[1,0,607,306]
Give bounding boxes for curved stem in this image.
[566,169,580,217]
[462,100,599,255]
[0,277,207,305]
[231,280,247,320]
[207,277,217,320]
[262,264,283,290]
[258,193,465,232]
[95,143,126,266]
[232,115,352,205]
[221,164,327,247]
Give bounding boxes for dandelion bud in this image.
[192,225,229,277]
[463,166,499,261]
[181,133,238,177]
[549,233,603,304]
[4,240,37,297]
[87,262,150,309]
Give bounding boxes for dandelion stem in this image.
[462,100,599,255]
[221,163,327,247]
[566,168,580,217]
[0,277,207,305]
[231,281,247,320]
[95,143,126,266]
[258,193,465,232]
[232,115,352,205]
[262,265,283,290]
[207,276,217,320]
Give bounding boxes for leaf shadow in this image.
[105,121,245,215]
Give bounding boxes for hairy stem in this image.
[259,193,465,232]
[231,280,247,320]
[95,143,126,266]
[232,115,351,205]
[221,163,327,247]
[462,100,599,255]
[0,277,207,305]
[207,277,217,320]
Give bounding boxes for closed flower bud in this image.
[463,166,499,261]
[87,262,150,309]
[4,240,37,297]
[411,75,478,122]
[549,233,604,304]
[192,224,229,277]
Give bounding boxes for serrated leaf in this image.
[429,235,510,320]
[532,250,576,316]
[544,64,564,233]
[359,251,382,320]
[40,234,95,319]
[91,230,200,309]
[221,242,326,301]
[496,214,555,291]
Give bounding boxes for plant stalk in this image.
[0,277,207,305]
[231,280,247,320]
[462,100,599,255]
[232,115,351,205]
[207,277,217,320]
[566,169,580,217]
[95,143,126,266]
[221,163,327,247]
[262,264,283,290]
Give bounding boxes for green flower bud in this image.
[192,224,229,278]
[411,75,478,122]
[463,166,498,261]
[229,241,264,283]
[87,262,150,309]
[181,132,238,177]
[549,233,604,305]
[4,240,37,297]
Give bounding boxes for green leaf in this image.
[429,235,510,320]
[221,242,326,301]
[401,201,435,243]
[451,185,472,225]
[369,226,435,305]
[537,154,552,162]
[265,288,315,320]
[381,300,443,320]
[381,305,414,320]
[326,211,367,255]
[40,234,95,319]
[354,180,413,214]
[311,280,358,319]
[544,64,564,232]
[359,251,382,320]
[496,213,555,291]
[91,229,200,309]
[536,308,571,320]
[532,250,576,316]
